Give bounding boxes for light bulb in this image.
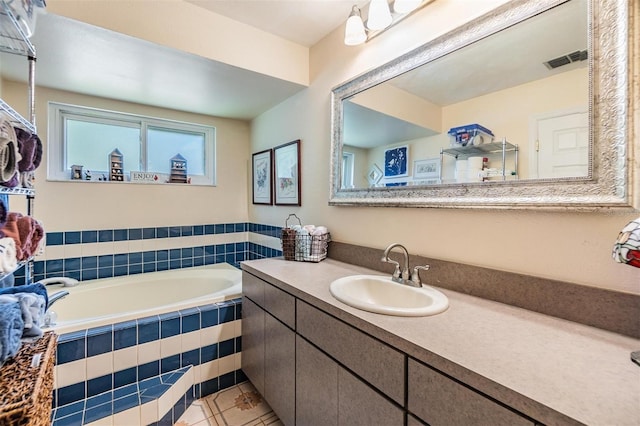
[367,0,392,31]
[344,6,367,46]
[393,0,421,14]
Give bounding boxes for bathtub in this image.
[46,263,242,334]
[49,263,245,424]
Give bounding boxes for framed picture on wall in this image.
[252,149,273,205]
[367,164,383,186]
[413,157,441,180]
[274,139,301,206]
[384,145,409,178]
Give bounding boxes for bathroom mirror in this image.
[329,0,637,209]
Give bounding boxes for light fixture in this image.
[344,0,429,46]
[367,0,392,30]
[344,6,367,46]
[393,0,422,13]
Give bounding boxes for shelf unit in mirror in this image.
[440,139,518,182]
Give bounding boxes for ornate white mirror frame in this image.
[329,0,638,210]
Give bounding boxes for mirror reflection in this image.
[341,0,588,189]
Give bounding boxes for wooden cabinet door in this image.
[264,314,296,426]
[240,296,265,396]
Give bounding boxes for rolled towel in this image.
[0,195,6,229]
[294,228,310,261]
[0,213,21,260]
[311,226,328,236]
[0,237,17,273]
[0,118,19,184]
[0,283,48,311]
[0,301,24,365]
[15,128,43,172]
[0,213,44,261]
[17,214,44,260]
[1,213,22,260]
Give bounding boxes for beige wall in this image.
[3,80,251,230]
[250,1,640,293]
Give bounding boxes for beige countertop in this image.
[241,258,640,426]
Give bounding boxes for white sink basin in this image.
[329,275,449,317]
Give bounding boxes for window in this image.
[48,103,216,185]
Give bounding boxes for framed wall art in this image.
[384,145,409,178]
[274,139,301,206]
[367,164,383,186]
[252,149,273,205]
[413,157,441,180]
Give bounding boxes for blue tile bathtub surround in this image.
[14,222,283,285]
[55,298,243,406]
[52,367,197,426]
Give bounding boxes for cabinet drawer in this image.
[242,271,265,307]
[296,300,405,405]
[263,281,296,330]
[408,359,534,426]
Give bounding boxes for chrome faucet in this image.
[381,243,430,287]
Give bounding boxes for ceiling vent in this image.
[544,49,588,70]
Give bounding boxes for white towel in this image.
[311,226,328,236]
[0,238,17,273]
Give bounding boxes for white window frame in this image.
[48,102,216,186]
[342,152,355,189]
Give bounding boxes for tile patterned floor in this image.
[176,382,283,426]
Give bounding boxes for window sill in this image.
[46,178,215,187]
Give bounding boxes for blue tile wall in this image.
[14,222,283,285]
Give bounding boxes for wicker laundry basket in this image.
[0,331,57,426]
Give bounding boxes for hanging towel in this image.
[0,283,48,311]
[0,301,24,366]
[0,237,17,273]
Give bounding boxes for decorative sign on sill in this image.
[130,171,161,183]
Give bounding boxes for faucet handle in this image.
[381,256,403,283]
[410,265,430,287]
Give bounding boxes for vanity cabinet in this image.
[408,359,534,426]
[295,326,404,426]
[242,270,537,425]
[241,273,296,426]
